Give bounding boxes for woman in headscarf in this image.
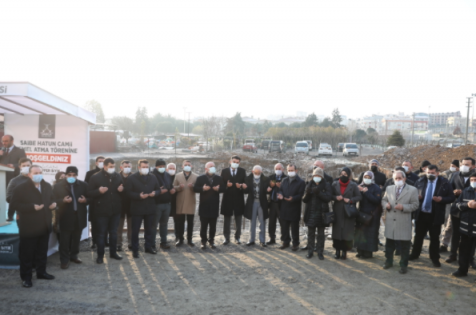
[354,171,382,259]
[331,167,362,260]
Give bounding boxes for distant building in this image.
[429,111,461,126]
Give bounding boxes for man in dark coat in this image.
[402,160,420,183]
[452,173,476,279]
[125,159,161,258]
[53,166,90,269]
[220,155,247,244]
[0,134,27,185]
[302,167,332,259]
[243,166,269,246]
[357,159,387,188]
[87,157,123,264]
[414,160,431,177]
[6,158,32,221]
[266,163,287,245]
[117,160,132,252]
[10,165,56,288]
[152,159,175,250]
[194,162,225,249]
[409,165,455,267]
[277,164,305,251]
[84,155,105,249]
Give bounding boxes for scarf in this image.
[339,178,350,195]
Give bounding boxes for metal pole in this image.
[465,98,471,145]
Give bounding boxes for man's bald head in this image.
[314,160,325,170]
[2,135,14,148]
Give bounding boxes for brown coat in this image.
[173,171,199,215]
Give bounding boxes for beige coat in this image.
[381,184,419,241]
[174,171,199,215]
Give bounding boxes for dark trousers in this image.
[7,206,15,219]
[59,226,82,264]
[90,212,108,245]
[200,217,217,244]
[131,214,156,252]
[175,214,194,241]
[223,215,242,240]
[308,226,325,254]
[96,214,120,258]
[458,234,476,274]
[411,212,441,260]
[450,215,461,258]
[19,232,49,281]
[281,220,300,246]
[268,202,283,240]
[385,238,411,268]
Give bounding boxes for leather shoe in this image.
[383,262,393,269]
[37,272,55,280]
[306,252,313,259]
[452,270,467,277]
[318,253,324,260]
[445,256,457,263]
[408,255,419,261]
[341,251,347,260]
[176,240,184,246]
[160,244,170,250]
[96,257,104,264]
[188,240,195,247]
[292,246,299,251]
[145,248,157,255]
[201,244,207,250]
[432,259,441,267]
[260,242,267,247]
[235,238,242,245]
[279,243,290,250]
[439,245,448,253]
[210,243,217,249]
[22,280,33,288]
[110,253,123,260]
[133,251,139,258]
[399,268,408,274]
[334,250,341,259]
[61,262,70,270]
[246,242,255,246]
[117,246,123,252]
[70,258,82,264]
[266,239,276,245]
[301,245,309,251]
[222,239,230,245]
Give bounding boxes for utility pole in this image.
[411,112,415,146]
[465,97,471,145]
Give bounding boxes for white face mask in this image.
[21,166,30,175]
[253,174,260,179]
[123,167,131,174]
[313,177,321,183]
[363,178,372,185]
[449,167,456,172]
[402,166,409,173]
[288,171,296,177]
[168,170,176,176]
[461,165,470,174]
[98,162,104,169]
[395,180,404,187]
[231,162,239,169]
[275,170,283,176]
[140,168,149,175]
[158,167,166,173]
[471,182,476,189]
[183,166,191,172]
[208,167,216,174]
[107,168,115,174]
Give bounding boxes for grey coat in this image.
[331,180,362,241]
[381,184,419,241]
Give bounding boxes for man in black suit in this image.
[194,162,225,249]
[125,159,161,258]
[409,165,455,267]
[87,158,123,264]
[10,165,56,288]
[277,164,305,251]
[220,155,247,245]
[6,158,32,221]
[0,135,27,185]
[117,160,133,252]
[266,163,287,245]
[84,155,105,250]
[402,160,420,183]
[53,166,90,269]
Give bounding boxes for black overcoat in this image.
[194,174,225,218]
[220,167,246,216]
[53,178,90,231]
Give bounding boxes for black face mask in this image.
[427,174,436,181]
[370,166,378,172]
[340,175,349,183]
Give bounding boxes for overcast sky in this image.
[2,0,476,121]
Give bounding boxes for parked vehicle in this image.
[243,142,258,153]
[295,141,309,154]
[343,143,359,157]
[261,140,271,150]
[385,146,397,151]
[269,140,286,153]
[318,143,333,156]
[245,139,254,144]
[338,143,344,152]
[303,140,313,151]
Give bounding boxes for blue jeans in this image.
[96,214,120,258]
[249,201,266,244]
[154,203,171,245]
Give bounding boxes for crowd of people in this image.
[3,134,476,289]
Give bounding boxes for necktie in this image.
[70,184,78,211]
[396,186,401,199]
[233,170,235,176]
[423,181,433,212]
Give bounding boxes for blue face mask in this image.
[67,177,76,184]
[32,174,43,183]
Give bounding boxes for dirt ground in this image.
[1,228,475,315]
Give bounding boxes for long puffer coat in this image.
[303,180,333,227]
[354,183,382,252]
